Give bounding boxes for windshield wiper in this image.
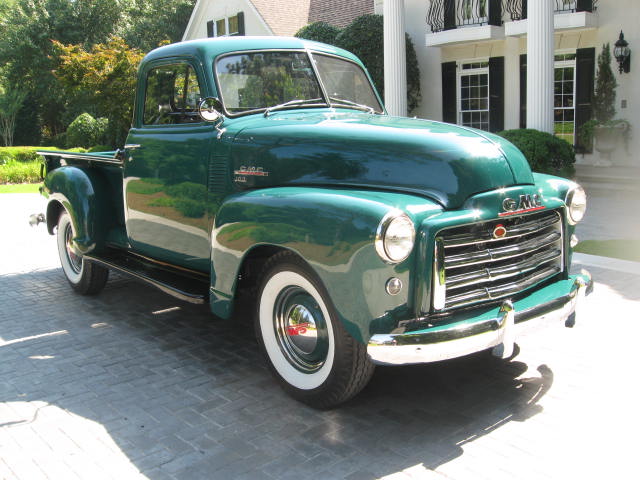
[264,98,325,117]
[328,96,376,114]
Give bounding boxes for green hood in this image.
[228,111,534,209]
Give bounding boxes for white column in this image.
[384,0,407,117]
[526,0,555,133]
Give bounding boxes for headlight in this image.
[565,186,587,224]
[375,211,415,263]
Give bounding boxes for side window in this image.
[143,64,203,125]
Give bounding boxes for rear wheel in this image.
[56,211,108,295]
[255,252,374,408]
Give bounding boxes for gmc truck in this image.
[37,36,591,408]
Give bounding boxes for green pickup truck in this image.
[38,36,591,408]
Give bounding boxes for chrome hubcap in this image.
[64,224,82,274]
[274,287,328,373]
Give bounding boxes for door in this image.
[124,60,215,272]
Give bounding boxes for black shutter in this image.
[576,0,593,13]
[489,0,502,26]
[575,47,595,152]
[237,12,245,36]
[521,0,527,19]
[442,61,457,124]
[444,0,456,30]
[489,56,504,133]
[206,20,214,38]
[520,54,527,129]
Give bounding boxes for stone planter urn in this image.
[594,124,627,166]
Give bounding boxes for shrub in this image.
[498,129,575,178]
[66,113,108,148]
[295,22,341,45]
[0,159,41,183]
[335,14,421,113]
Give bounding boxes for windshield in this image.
[312,53,383,113]
[215,51,323,114]
[214,50,383,116]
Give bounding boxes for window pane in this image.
[313,53,383,112]
[216,19,226,36]
[144,64,202,125]
[228,15,239,35]
[216,52,322,113]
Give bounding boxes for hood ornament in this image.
[500,194,545,217]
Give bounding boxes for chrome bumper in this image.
[367,272,592,366]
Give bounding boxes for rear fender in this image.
[43,166,112,254]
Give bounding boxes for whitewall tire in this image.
[255,252,374,408]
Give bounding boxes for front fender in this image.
[43,166,111,254]
[211,186,442,343]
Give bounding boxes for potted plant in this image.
[579,43,630,166]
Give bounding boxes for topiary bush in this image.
[498,129,575,178]
[335,14,421,113]
[294,22,341,45]
[66,113,108,149]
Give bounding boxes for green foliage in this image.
[0,82,27,146]
[335,15,421,113]
[295,22,341,45]
[66,113,108,148]
[54,37,145,146]
[174,198,205,218]
[0,159,41,183]
[497,129,575,178]
[165,182,207,199]
[593,44,617,124]
[124,0,196,52]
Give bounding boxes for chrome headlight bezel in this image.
[375,211,416,264]
[565,185,587,225]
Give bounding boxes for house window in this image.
[458,61,489,131]
[208,13,242,37]
[554,53,576,144]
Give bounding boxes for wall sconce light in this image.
[614,31,631,74]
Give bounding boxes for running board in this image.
[84,251,209,304]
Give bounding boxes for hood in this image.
[227,111,534,209]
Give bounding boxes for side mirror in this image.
[199,97,224,125]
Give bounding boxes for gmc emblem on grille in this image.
[500,194,545,216]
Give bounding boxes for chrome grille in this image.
[433,210,564,311]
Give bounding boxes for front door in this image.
[124,60,214,272]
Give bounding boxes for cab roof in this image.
[142,36,362,66]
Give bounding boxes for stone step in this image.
[574,164,640,193]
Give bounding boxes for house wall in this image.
[183,0,272,40]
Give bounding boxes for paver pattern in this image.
[1,194,638,480]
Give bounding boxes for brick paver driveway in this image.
[1,194,639,480]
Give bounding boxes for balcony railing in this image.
[427,0,598,32]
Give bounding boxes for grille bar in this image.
[433,210,564,311]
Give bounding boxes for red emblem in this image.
[493,224,507,239]
[287,323,309,336]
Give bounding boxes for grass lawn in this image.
[0,183,42,194]
[574,239,640,263]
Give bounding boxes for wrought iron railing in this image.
[427,0,598,32]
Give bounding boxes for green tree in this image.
[54,37,144,146]
[0,80,27,146]
[124,0,196,51]
[335,15,421,113]
[593,43,617,123]
[295,22,341,45]
[0,0,128,143]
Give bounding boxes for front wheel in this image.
[256,252,374,409]
[56,211,109,295]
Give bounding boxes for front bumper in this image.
[367,271,592,366]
